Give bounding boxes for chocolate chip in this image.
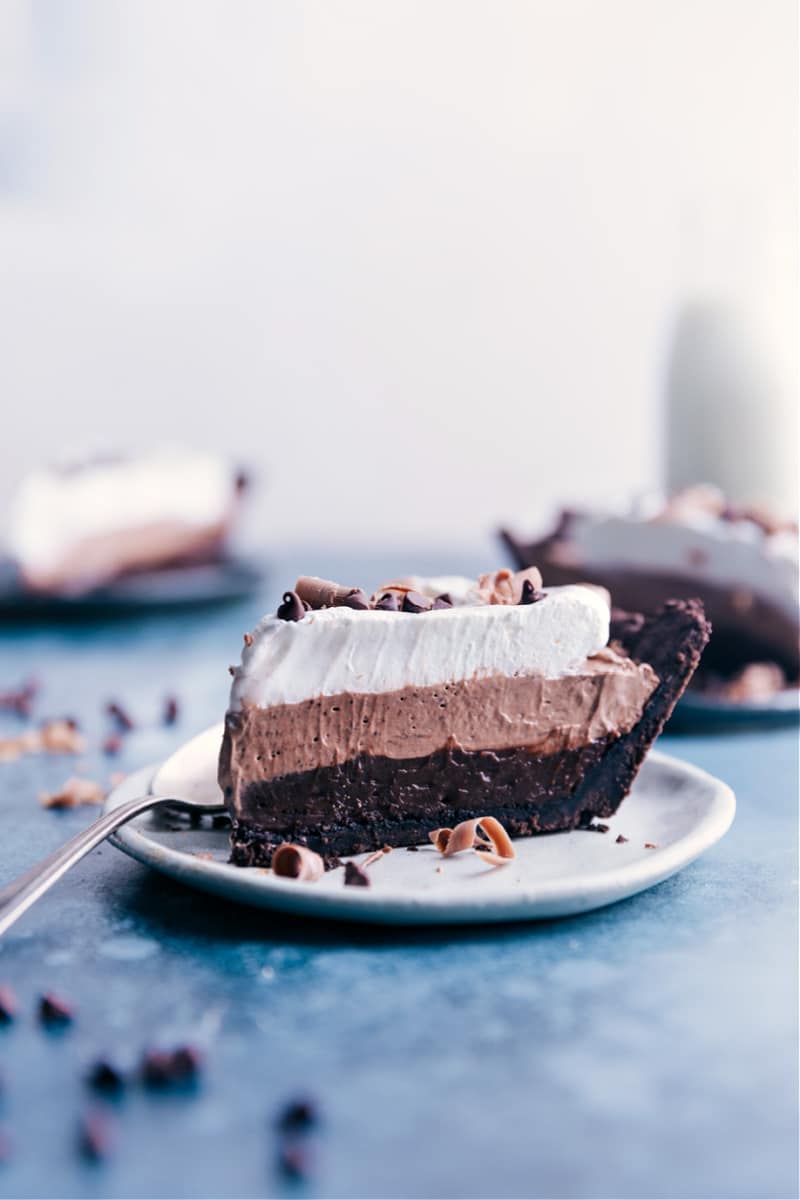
[343,862,370,887]
[79,1112,114,1162]
[432,593,453,609]
[520,580,547,604]
[106,701,134,732]
[374,592,399,612]
[87,1059,126,1094]
[0,986,17,1023]
[276,591,305,622]
[615,834,629,844]
[340,588,370,611]
[163,695,180,725]
[402,591,431,614]
[39,992,74,1025]
[278,1098,319,1132]
[102,733,122,756]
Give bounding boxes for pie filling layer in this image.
[220,648,658,819]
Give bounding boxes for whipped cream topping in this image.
[7,447,237,579]
[560,487,798,623]
[229,582,611,710]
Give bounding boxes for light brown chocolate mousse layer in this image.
[219,648,658,812]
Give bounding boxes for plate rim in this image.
[105,737,736,925]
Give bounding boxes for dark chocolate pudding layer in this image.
[224,600,709,866]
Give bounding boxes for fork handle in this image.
[0,794,175,937]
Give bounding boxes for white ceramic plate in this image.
[106,725,735,925]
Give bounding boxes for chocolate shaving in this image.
[430,816,515,866]
[0,985,17,1023]
[39,992,74,1025]
[277,591,305,622]
[278,1142,311,1179]
[361,846,391,868]
[272,843,324,881]
[1,718,87,763]
[401,591,431,614]
[644,842,658,849]
[615,834,629,844]
[295,576,368,611]
[343,861,370,887]
[79,1112,115,1161]
[40,777,105,810]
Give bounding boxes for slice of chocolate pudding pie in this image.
[219,570,710,866]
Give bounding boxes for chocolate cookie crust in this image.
[228,600,710,866]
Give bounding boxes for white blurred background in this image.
[0,0,796,549]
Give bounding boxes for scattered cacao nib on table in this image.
[141,1044,202,1088]
[87,1059,126,1094]
[277,1141,312,1180]
[0,986,18,1023]
[79,1111,115,1162]
[277,1098,319,1133]
[105,700,135,732]
[39,992,75,1025]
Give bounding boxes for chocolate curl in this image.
[295,577,369,611]
[430,816,516,867]
[477,567,543,605]
[272,843,324,881]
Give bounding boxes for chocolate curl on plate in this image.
[429,816,515,867]
[295,577,370,611]
[272,843,324,881]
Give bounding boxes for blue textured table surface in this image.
[0,550,797,1200]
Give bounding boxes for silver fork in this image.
[0,792,226,937]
